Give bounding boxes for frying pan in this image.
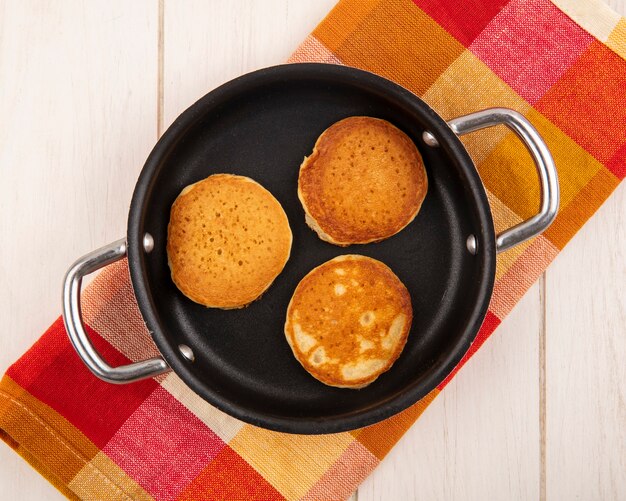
[62,63,559,434]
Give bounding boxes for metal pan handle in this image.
[446,108,559,253]
[62,238,169,383]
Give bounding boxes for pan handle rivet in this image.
[143,233,154,253]
[422,130,439,147]
[466,235,478,255]
[179,344,195,362]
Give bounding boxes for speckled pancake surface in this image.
[284,255,412,388]
[298,116,428,245]
[167,174,292,309]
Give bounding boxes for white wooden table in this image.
[1,1,624,499]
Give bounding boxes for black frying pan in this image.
[63,63,559,434]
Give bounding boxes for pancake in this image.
[167,174,292,309]
[298,116,428,246]
[284,255,412,388]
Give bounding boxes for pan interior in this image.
[128,64,494,433]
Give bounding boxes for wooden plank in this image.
[607,0,626,14]
[1,1,624,500]
[545,182,626,500]
[162,0,335,129]
[359,284,542,501]
[0,1,158,499]
[545,1,626,496]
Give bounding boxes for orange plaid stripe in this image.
[1,1,624,499]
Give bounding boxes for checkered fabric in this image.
[1,0,624,499]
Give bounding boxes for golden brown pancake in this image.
[298,116,428,246]
[284,255,412,388]
[167,174,292,309]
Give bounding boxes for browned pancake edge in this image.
[284,254,413,388]
[298,116,428,246]
[167,174,292,309]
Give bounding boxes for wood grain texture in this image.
[0,1,157,500]
[0,1,624,500]
[359,284,541,501]
[161,0,332,129]
[545,183,626,500]
[542,7,626,501]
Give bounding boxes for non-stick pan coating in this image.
[127,64,495,433]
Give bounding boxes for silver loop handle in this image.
[448,108,559,253]
[62,238,169,383]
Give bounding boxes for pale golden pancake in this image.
[298,116,428,246]
[167,174,292,309]
[284,255,412,388]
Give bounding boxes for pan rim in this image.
[127,63,496,434]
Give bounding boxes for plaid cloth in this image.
[1,0,625,499]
